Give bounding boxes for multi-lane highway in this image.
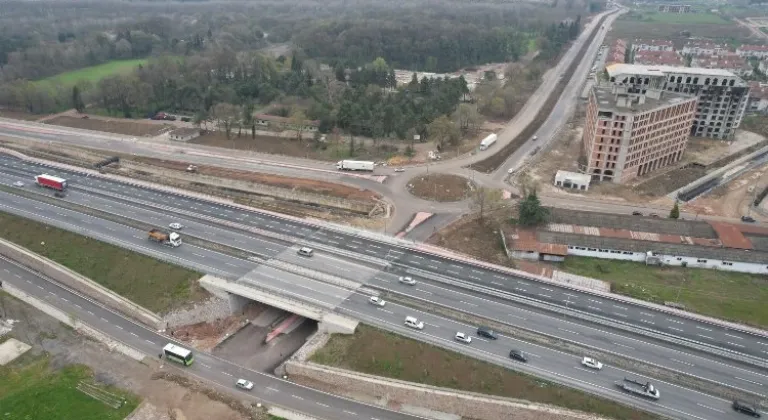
[1,157,767,419]
[3,156,766,362]
[0,256,421,420]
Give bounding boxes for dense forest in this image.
[0,0,600,146]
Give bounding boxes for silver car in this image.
[399,276,416,285]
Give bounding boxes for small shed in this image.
[169,128,201,142]
[555,170,591,191]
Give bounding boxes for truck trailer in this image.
[35,174,68,191]
[616,378,660,400]
[336,160,375,172]
[148,229,182,247]
[479,134,498,151]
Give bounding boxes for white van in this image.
[297,247,314,257]
[404,316,424,330]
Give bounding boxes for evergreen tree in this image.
[518,190,549,226]
[669,202,680,219]
[72,86,85,113]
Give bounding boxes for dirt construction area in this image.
[43,115,175,137]
[428,207,517,267]
[132,155,380,201]
[407,173,475,202]
[686,164,768,219]
[0,291,269,420]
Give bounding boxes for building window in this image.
[697,259,707,263]
[721,261,733,266]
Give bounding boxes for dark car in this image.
[509,350,528,362]
[477,326,498,340]
[632,211,643,216]
[733,400,761,417]
[54,191,66,198]
[741,215,756,223]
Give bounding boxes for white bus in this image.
[163,343,194,366]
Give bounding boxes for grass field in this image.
[311,325,659,420]
[561,257,768,328]
[34,59,148,89]
[0,357,139,420]
[621,7,731,24]
[0,211,206,313]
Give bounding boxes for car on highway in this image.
[476,326,498,340]
[297,247,314,257]
[631,211,643,216]
[236,379,254,390]
[454,332,472,344]
[168,223,184,230]
[532,135,538,141]
[399,276,416,285]
[369,296,386,307]
[394,167,405,172]
[649,213,659,218]
[733,400,761,417]
[581,356,603,370]
[404,316,424,330]
[13,181,24,187]
[54,191,66,198]
[507,167,515,174]
[741,215,756,223]
[509,349,527,362]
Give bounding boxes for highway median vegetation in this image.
[0,356,139,420]
[0,211,206,314]
[311,325,660,420]
[562,257,768,328]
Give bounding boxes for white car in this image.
[169,223,184,230]
[581,357,603,370]
[13,181,24,187]
[394,167,405,173]
[454,332,472,344]
[235,379,254,390]
[369,296,386,307]
[399,276,416,285]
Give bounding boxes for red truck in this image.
[35,174,68,191]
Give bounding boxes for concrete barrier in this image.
[285,361,614,420]
[0,239,163,330]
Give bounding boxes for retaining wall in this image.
[0,239,163,330]
[285,362,613,420]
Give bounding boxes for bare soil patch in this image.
[170,302,265,352]
[44,116,173,137]
[407,173,474,202]
[427,207,516,267]
[686,165,768,219]
[131,156,380,201]
[0,110,44,121]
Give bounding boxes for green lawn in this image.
[621,8,731,25]
[311,325,659,420]
[561,257,768,328]
[0,357,139,420]
[0,211,206,314]
[34,59,148,89]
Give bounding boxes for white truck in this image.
[616,378,660,400]
[479,134,497,151]
[148,229,182,247]
[336,160,375,172]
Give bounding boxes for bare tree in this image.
[211,103,241,148]
[290,109,307,141]
[471,187,503,222]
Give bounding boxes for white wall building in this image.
[554,170,591,191]
[681,41,729,56]
[736,45,768,59]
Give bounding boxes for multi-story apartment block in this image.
[632,39,674,52]
[681,41,729,56]
[736,44,768,59]
[606,39,627,65]
[657,4,691,13]
[582,82,697,184]
[606,64,749,140]
[747,82,768,114]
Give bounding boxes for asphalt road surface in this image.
[2,164,768,419]
[0,253,755,420]
[0,256,422,420]
[3,157,766,363]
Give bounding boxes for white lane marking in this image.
[640,312,655,317]
[735,377,763,386]
[344,410,357,415]
[145,339,156,345]
[461,301,478,307]
[61,298,69,302]
[698,334,713,340]
[491,281,503,286]
[115,325,123,330]
[639,319,655,325]
[613,313,628,318]
[724,333,743,340]
[87,311,94,316]
[540,294,552,299]
[316,402,329,408]
[74,304,81,309]
[587,306,601,311]
[266,387,279,392]
[541,287,554,292]
[612,305,627,310]
[696,326,712,332]
[667,318,684,324]
[292,395,303,400]
[192,253,206,258]
[728,342,745,348]
[100,317,109,323]
[696,403,724,414]
[130,332,138,337]
[668,327,684,332]
[201,363,211,369]
[670,358,695,367]
[222,371,233,377]
[558,328,580,335]
[514,287,527,292]
[613,343,635,350]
